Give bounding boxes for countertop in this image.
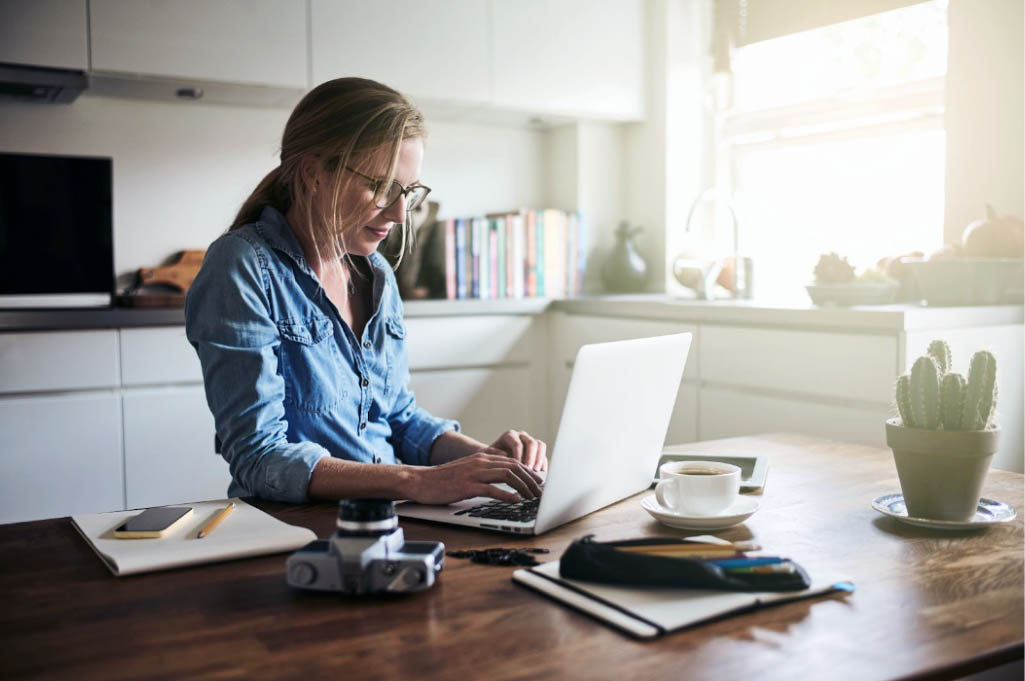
[0,295,1022,333]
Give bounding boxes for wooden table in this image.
[1,434,1022,680]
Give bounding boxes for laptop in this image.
[397,332,693,535]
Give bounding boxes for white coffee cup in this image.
[655,461,741,516]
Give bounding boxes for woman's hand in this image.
[405,452,544,505]
[489,429,548,472]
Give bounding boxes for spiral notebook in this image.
[512,560,853,639]
[71,498,316,577]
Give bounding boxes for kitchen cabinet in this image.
[122,385,227,509]
[0,0,88,70]
[0,330,119,393]
[310,0,490,105]
[0,393,122,524]
[491,0,646,120]
[409,367,533,445]
[550,314,699,453]
[699,326,897,404]
[89,0,307,89]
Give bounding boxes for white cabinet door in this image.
[0,393,123,523]
[0,330,119,394]
[120,327,202,386]
[89,0,307,88]
[408,367,532,445]
[311,0,490,105]
[122,386,229,509]
[491,0,645,120]
[0,0,88,69]
[700,326,897,404]
[700,386,889,448]
[404,315,534,370]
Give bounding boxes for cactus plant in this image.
[909,355,942,429]
[895,375,913,427]
[894,341,998,431]
[927,339,952,374]
[940,373,966,430]
[960,350,998,430]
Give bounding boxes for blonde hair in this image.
[230,77,425,273]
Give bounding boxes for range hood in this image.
[0,63,87,103]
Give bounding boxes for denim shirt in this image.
[185,206,458,503]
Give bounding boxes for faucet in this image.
[675,188,752,300]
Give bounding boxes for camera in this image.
[286,499,444,595]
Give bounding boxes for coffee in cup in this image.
[655,461,741,516]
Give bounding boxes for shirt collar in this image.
[256,205,313,274]
[256,204,391,277]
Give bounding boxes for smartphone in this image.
[114,506,193,539]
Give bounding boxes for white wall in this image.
[625,0,715,293]
[0,95,548,287]
[944,0,1025,242]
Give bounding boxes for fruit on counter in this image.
[927,243,962,261]
[877,251,924,279]
[961,205,1025,257]
[813,252,856,284]
[856,267,896,284]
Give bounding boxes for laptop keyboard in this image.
[454,496,541,523]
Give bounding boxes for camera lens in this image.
[336,498,398,536]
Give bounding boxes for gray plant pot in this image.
[885,419,1001,521]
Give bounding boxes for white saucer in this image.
[872,493,1017,530]
[640,495,760,531]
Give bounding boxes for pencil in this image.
[197,502,236,539]
[616,545,741,558]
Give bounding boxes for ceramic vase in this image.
[601,222,649,293]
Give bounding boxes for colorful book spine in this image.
[525,210,537,297]
[511,212,525,298]
[455,218,467,300]
[535,210,545,297]
[444,219,456,300]
[471,217,482,299]
[496,217,506,299]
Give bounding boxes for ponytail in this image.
[229,165,290,231]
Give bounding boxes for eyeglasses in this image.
[344,166,431,212]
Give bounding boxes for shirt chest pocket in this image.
[382,316,408,396]
[276,315,350,412]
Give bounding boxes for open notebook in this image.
[71,498,316,577]
[513,550,853,639]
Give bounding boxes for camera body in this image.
[286,499,444,595]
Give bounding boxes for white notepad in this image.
[513,559,853,639]
[71,498,317,577]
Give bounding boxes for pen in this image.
[197,502,236,539]
[724,563,796,574]
[710,556,783,568]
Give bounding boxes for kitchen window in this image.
[717,0,948,300]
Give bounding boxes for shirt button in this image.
[363,341,371,349]
[362,378,370,387]
[374,455,381,464]
[359,422,367,430]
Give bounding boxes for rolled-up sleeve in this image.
[185,235,328,502]
[387,382,459,466]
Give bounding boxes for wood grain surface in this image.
[0,434,1021,681]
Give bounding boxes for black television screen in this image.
[0,152,114,306]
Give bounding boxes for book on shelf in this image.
[438,208,585,301]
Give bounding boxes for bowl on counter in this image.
[805,282,899,306]
[906,258,1024,306]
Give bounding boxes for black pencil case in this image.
[559,535,811,592]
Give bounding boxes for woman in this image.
[186,77,546,505]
